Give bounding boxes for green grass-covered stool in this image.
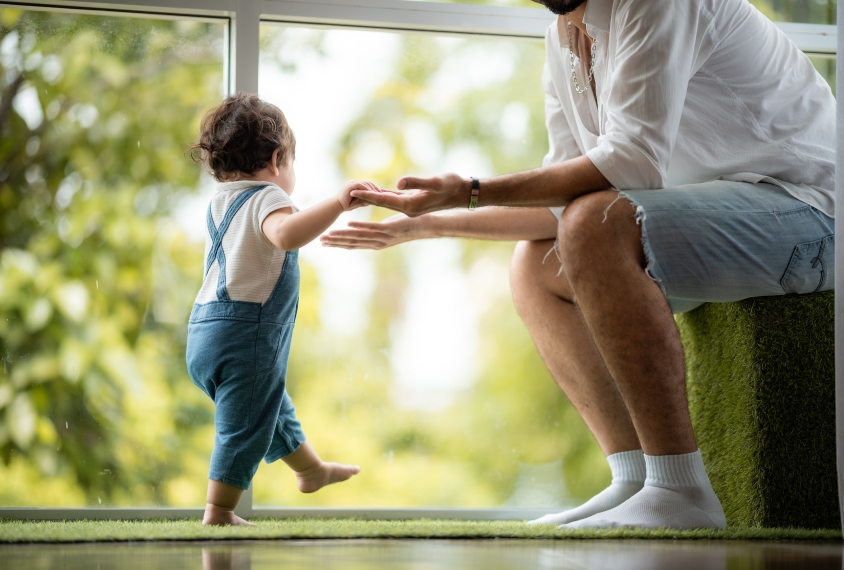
[675,291,838,529]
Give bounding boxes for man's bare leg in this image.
[510,239,640,455]
[556,191,725,529]
[557,194,693,455]
[510,240,645,524]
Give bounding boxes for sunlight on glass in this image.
[0,9,225,507]
[256,24,608,509]
[751,0,836,23]
[809,55,837,95]
[1,0,836,512]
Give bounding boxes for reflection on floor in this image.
[3,538,843,569]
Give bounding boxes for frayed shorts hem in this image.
[614,181,835,314]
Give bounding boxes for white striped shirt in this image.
[195,181,298,306]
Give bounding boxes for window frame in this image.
[0,0,839,522]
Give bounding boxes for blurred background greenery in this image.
[0,0,837,508]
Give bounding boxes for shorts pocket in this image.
[256,323,283,375]
[780,235,834,294]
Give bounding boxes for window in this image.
[0,7,225,507]
[0,0,837,515]
[753,0,836,24]
[254,24,603,508]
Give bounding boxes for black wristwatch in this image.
[469,177,480,211]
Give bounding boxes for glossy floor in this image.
[3,538,843,569]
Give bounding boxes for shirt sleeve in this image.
[586,0,715,190]
[542,24,584,221]
[253,187,297,244]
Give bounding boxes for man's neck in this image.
[560,2,589,37]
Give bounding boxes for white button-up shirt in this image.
[544,0,836,218]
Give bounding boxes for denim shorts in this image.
[616,181,835,314]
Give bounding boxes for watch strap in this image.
[469,177,480,210]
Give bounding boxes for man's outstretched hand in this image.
[320,214,421,250]
[350,173,471,216]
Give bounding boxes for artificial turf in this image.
[0,519,841,543]
[676,291,838,529]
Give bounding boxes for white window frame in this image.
[0,0,839,522]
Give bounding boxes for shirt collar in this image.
[583,0,612,34]
[556,0,612,48]
[217,180,282,193]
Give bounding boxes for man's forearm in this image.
[477,155,611,208]
[424,207,559,242]
[351,155,612,216]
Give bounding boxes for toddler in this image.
[186,94,369,526]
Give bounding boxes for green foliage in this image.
[2,1,838,512]
[306,32,610,506]
[0,9,224,505]
[456,283,608,499]
[677,292,838,529]
[338,35,548,193]
[756,0,837,24]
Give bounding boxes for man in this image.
[321,0,835,529]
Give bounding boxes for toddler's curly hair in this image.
[188,93,296,182]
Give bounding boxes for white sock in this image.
[528,449,645,525]
[562,449,727,530]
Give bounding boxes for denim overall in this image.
[186,186,306,490]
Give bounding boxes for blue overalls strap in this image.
[205,186,266,301]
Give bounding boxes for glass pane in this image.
[751,0,836,24]
[0,9,225,506]
[810,55,836,95]
[256,25,607,509]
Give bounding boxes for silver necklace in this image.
[567,19,597,95]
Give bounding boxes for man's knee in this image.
[511,239,551,293]
[558,191,643,275]
[511,240,555,309]
[510,238,576,312]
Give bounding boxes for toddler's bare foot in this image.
[296,461,360,493]
[202,503,255,526]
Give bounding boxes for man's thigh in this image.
[619,181,835,314]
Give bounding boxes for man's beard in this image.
[532,0,588,15]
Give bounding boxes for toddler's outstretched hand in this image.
[338,180,381,211]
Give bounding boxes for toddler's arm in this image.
[262,180,377,251]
